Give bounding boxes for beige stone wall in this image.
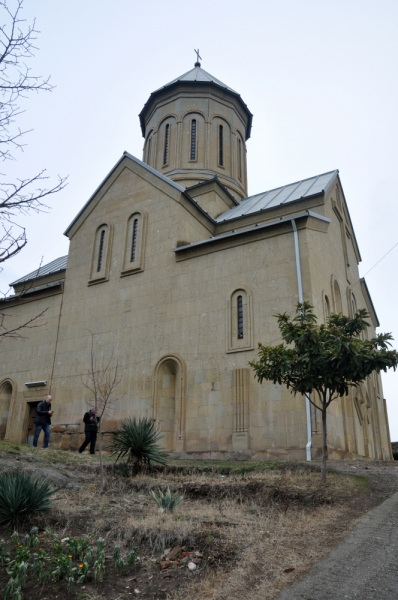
[0,291,63,442]
[142,84,249,200]
[0,162,391,460]
[303,182,391,460]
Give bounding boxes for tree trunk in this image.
[321,405,328,483]
[98,422,104,494]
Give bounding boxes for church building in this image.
[0,60,392,460]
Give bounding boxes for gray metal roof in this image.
[174,210,331,253]
[216,170,338,223]
[154,66,238,94]
[139,64,253,140]
[10,255,68,286]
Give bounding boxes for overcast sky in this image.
[1,0,398,440]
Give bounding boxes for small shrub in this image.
[110,417,168,474]
[392,451,398,461]
[127,548,137,566]
[0,471,57,528]
[150,487,184,513]
[112,461,130,477]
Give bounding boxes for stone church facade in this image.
[0,62,392,460]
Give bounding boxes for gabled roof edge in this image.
[63,152,185,238]
[360,278,380,328]
[334,173,362,263]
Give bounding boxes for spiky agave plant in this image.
[110,417,168,475]
[0,471,57,528]
[150,487,184,513]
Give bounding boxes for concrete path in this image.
[276,491,398,599]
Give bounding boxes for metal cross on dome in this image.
[194,49,202,66]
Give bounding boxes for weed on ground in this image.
[0,442,379,600]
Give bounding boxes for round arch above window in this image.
[144,130,154,166]
[121,211,147,276]
[226,286,254,353]
[0,378,16,441]
[331,275,343,314]
[89,223,113,285]
[321,290,331,322]
[180,112,206,169]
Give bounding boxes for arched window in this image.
[147,137,152,164]
[130,218,138,262]
[333,279,343,313]
[89,224,111,284]
[97,229,106,272]
[163,123,170,166]
[121,212,147,276]
[0,381,12,440]
[237,137,242,181]
[351,292,357,317]
[324,295,331,321]
[237,295,244,339]
[190,119,197,161]
[218,125,224,166]
[144,130,153,165]
[228,288,253,352]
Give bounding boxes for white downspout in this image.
[291,218,312,461]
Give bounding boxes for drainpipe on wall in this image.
[291,218,312,461]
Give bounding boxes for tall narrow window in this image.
[163,123,170,166]
[147,136,152,164]
[324,295,330,321]
[190,119,197,160]
[97,229,105,272]
[334,279,342,313]
[219,125,224,166]
[237,295,244,339]
[228,288,253,352]
[130,218,138,262]
[351,293,357,317]
[121,212,147,276]
[238,138,242,180]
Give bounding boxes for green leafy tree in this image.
[250,302,398,482]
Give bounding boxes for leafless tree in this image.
[81,333,123,493]
[0,0,67,338]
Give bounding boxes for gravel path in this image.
[276,463,398,600]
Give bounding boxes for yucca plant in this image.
[0,471,57,528]
[150,487,184,513]
[110,417,168,475]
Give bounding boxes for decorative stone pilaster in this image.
[232,368,250,451]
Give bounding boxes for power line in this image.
[361,241,398,279]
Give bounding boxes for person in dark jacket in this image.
[33,395,53,448]
[78,407,100,454]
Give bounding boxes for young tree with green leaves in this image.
[250,302,398,482]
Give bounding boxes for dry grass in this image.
[0,442,371,600]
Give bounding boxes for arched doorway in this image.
[153,355,186,452]
[0,381,12,440]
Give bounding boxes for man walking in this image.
[33,395,53,449]
[79,407,99,455]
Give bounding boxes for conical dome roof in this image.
[139,63,252,140]
[153,65,239,94]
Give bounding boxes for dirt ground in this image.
[1,442,397,600]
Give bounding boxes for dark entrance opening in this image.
[26,402,39,445]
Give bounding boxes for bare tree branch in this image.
[81,331,123,493]
[0,0,67,340]
[0,304,47,339]
[0,0,53,161]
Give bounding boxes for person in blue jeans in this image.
[33,395,53,448]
